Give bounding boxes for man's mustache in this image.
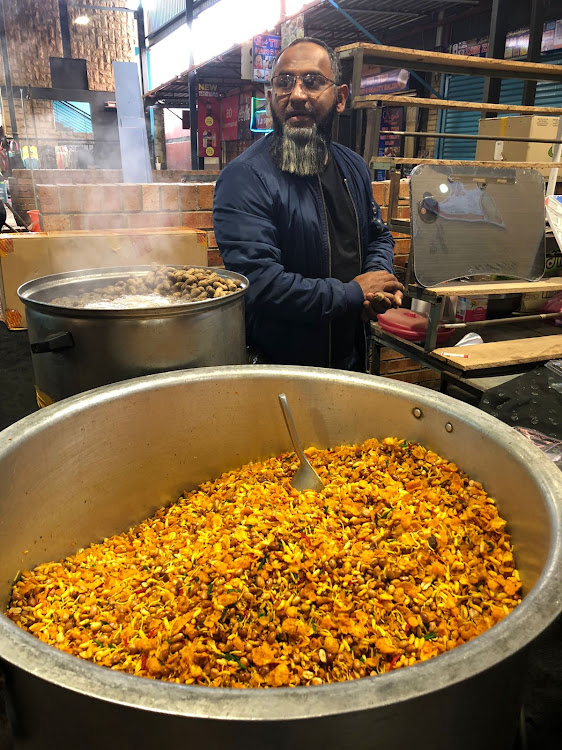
[285,107,314,118]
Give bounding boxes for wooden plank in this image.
[409,277,562,298]
[380,129,562,144]
[354,94,562,116]
[381,158,562,169]
[387,169,401,223]
[336,42,562,82]
[430,335,562,371]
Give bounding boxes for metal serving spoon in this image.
[278,393,324,493]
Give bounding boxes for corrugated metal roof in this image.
[304,0,481,46]
[143,0,481,105]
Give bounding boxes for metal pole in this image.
[58,0,72,59]
[522,0,544,107]
[381,130,562,144]
[0,0,18,140]
[185,0,199,170]
[483,0,509,115]
[135,2,154,169]
[135,2,149,96]
[442,311,562,329]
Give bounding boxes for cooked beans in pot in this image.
[50,265,243,309]
[6,437,521,687]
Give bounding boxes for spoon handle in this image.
[278,393,309,466]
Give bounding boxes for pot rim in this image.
[16,265,249,319]
[1,366,561,721]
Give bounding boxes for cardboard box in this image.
[518,290,557,313]
[0,228,208,330]
[475,115,560,176]
[455,296,488,322]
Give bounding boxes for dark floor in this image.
[0,322,561,749]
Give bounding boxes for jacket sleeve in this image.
[212,162,364,323]
[358,165,395,275]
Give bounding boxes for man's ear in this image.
[336,84,349,114]
[266,87,272,105]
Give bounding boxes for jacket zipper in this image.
[344,177,368,371]
[318,175,332,367]
[343,177,362,268]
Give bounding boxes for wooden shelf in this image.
[431,335,562,371]
[374,157,562,169]
[354,94,562,116]
[408,277,562,299]
[337,42,562,83]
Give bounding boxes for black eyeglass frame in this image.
[270,73,338,95]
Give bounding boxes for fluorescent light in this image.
[74,15,90,25]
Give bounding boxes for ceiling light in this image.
[74,15,90,25]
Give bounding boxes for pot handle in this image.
[30,331,74,354]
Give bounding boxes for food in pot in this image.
[50,265,243,309]
[6,437,521,688]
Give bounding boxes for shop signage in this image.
[360,68,410,95]
[250,96,273,133]
[197,82,221,158]
[238,89,252,141]
[281,13,304,47]
[375,107,404,181]
[449,18,562,58]
[252,34,281,83]
[221,94,239,142]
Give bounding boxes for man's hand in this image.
[353,271,404,320]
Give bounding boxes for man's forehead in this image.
[275,43,331,73]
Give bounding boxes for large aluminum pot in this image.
[17,266,248,404]
[1,366,561,750]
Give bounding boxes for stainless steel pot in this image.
[1,366,561,750]
[17,266,248,404]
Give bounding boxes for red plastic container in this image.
[377,308,454,345]
[27,209,42,232]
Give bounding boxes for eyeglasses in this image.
[271,73,336,95]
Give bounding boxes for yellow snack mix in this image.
[6,437,521,688]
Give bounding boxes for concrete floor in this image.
[0,321,561,749]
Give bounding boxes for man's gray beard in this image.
[270,124,328,177]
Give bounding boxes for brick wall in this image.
[68,1,136,91]
[0,0,134,92]
[30,175,436,388]
[0,0,135,151]
[33,178,409,269]
[9,169,219,223]
[35,182,220,264]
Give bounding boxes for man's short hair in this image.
[271,37,343,86]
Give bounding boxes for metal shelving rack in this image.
[335,42,562,386]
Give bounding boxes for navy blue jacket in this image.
[212,134,395,368]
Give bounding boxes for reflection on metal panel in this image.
[113,62,152,184]
[410,165,546,287]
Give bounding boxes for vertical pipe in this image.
[185,0,199,170]
[483,0,509,115]
[58,0,72,59]
[135,3,154,169]
[0,0,18,140]
[135,2,149,96]
[522,0,544,107]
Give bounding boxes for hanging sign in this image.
[360,68,410,95]
[197,82,221,158]
[375,107,404,181]
[221,94,239,142]
[252,34,281,83]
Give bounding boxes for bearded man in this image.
[212,37,403,370]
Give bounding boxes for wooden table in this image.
[371,318,562,400]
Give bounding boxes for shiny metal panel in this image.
[17,266,248,401]
[410,165,546,286]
